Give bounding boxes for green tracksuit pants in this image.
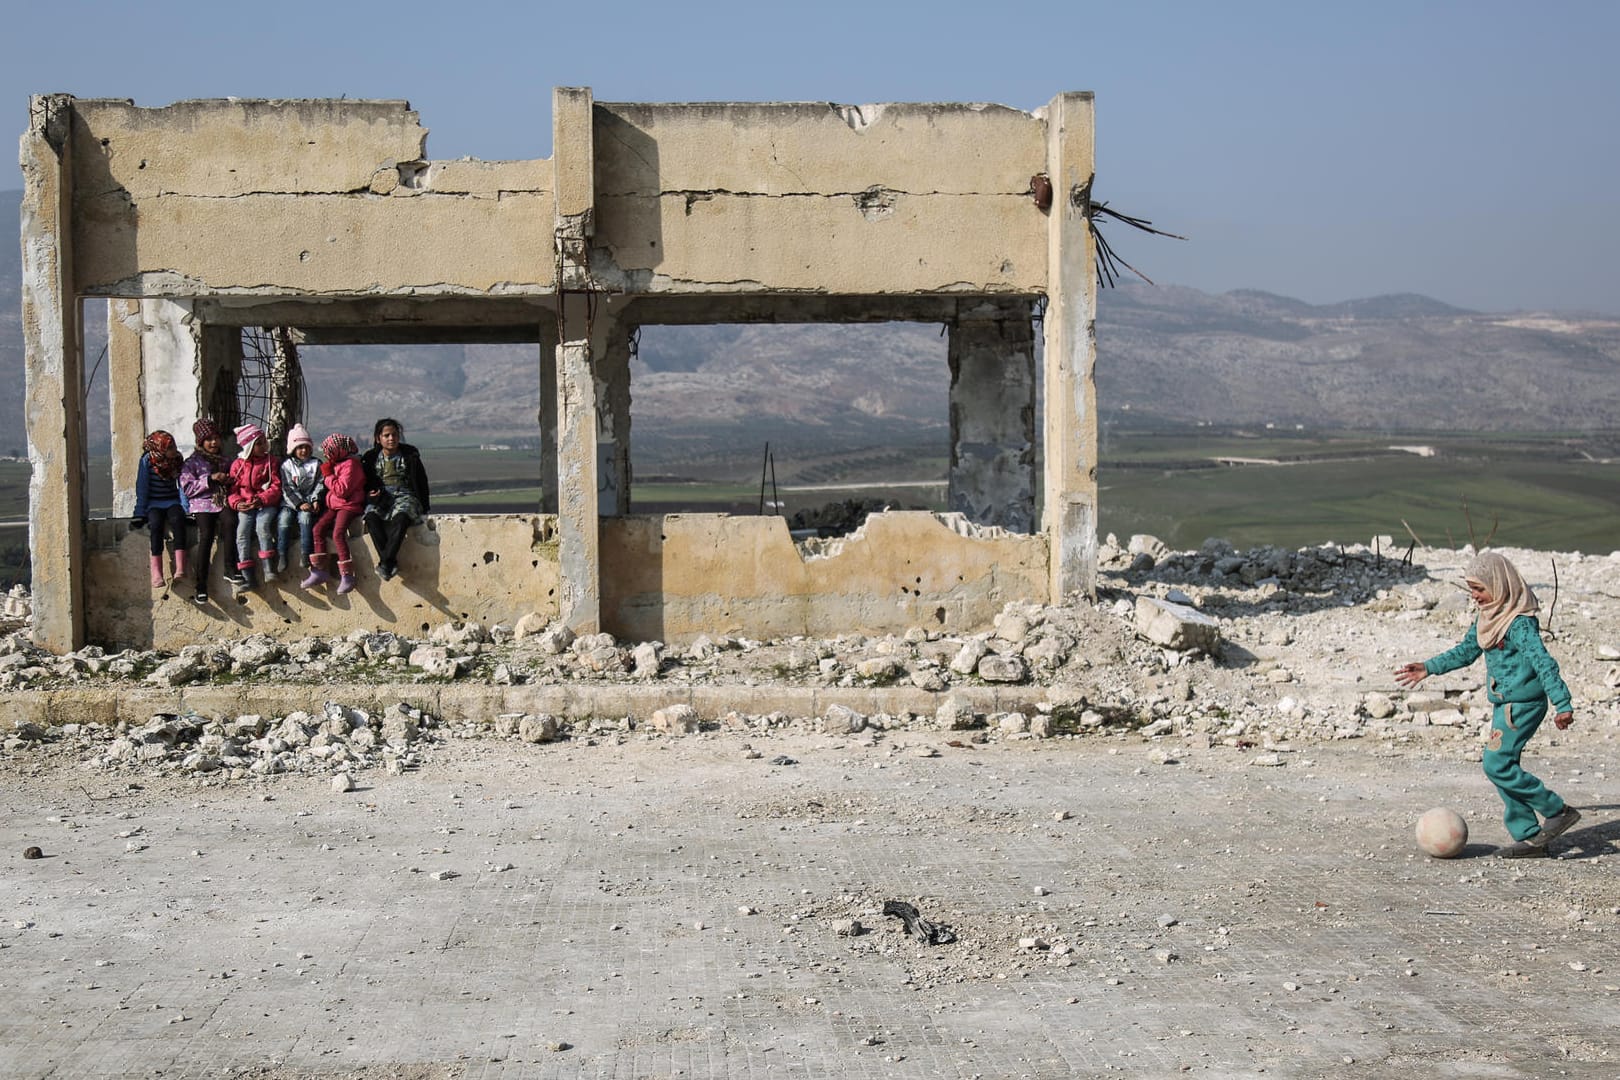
[1482,698,1567,842]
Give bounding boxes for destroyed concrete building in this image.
[19,89,1098,653]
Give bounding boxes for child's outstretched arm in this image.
[1394,661,1429,688]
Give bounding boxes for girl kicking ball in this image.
[1395,552,1579,858]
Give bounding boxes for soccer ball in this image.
[1415,807,1468,858]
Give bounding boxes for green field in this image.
[3,429,1616,590]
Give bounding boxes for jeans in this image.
[276,505,318,565]
[234,507,278,567]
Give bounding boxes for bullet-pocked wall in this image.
[21,89,1098,652]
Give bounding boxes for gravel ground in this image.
[2,539,1619,1078]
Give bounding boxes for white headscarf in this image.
[1466,551,1539,649]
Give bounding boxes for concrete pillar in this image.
[108,301,145,517]
[553,84,602,631]
[1041,91,1099,603]
[948,302,1036,533]
[538,319,559,515]
[597,321,633,516]
[20,94,86,651]
[555,295,600,633]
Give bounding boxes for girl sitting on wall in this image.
[227,423,283,591]
[132,430,189,590]
[178,419,235,606]
[303,433,366,595]
[276,423,324,578]
[360,418,431,582]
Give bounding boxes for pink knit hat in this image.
[233,422,265,460]
[286,423,313,454]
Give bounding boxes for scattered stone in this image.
[977,654,1028,683]
[651,704,699,735]
[331,773,354,793]
[23,846,43,859]
[1135,597,1222,653]
[518,714,559,744]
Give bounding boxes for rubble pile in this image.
[3,536,1618,782]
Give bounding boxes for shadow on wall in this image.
[81,514,560,651]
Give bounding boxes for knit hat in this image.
[234,422,266,460]
[320,432,357,463]
[192,418,220,443]
[286,423,313,454]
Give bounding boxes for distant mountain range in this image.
[4,188,1618,463]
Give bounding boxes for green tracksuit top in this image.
[1424,614,1573,713]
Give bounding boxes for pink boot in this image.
[300,554,333,589]
[336,559,357,595]
[149,554,166,589]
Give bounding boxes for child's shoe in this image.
[230,563,255,592]
[336,560,356,595]
[193,588,208,606]
[172,548,188,580]
[149,555,166,589]
[275,551,289,575]
[300,561,333,589]
[259,550,279,583]
[1538,806,1582,844]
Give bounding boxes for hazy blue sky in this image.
[7,0,1617,314]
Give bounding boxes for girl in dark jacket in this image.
[360,417,431,581]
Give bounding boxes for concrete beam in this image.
[20,94,87,651]
[1040,92,1099,603]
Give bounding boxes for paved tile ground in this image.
[3,730,1618,1078]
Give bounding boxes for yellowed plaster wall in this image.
[591,102,1049,294]
[66,99,554,296]
[601,511,1048,644]
[75,191,554,296]
[83,515,561,651]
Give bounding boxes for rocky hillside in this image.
[6,188,1620,451]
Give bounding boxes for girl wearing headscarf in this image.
[178,418,236,605]
[132,430,189,589]
[1396,552,1579,857]
[303,433,365,595]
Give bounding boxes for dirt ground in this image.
[3,541,1619,1078]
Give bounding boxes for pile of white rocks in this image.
[73,701,443,781]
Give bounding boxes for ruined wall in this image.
[68,100,555,297]
[590,102,1049,294]
[82,515,561,651]
[600,511,1047,645]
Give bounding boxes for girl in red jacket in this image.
[303,433,367,595]
[227,423,282,590]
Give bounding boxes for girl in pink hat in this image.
[226,422,282,590]
[275,423,324,578]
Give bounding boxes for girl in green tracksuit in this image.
[1396,552,1580,858]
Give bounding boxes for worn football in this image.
[1415,807,1468,858]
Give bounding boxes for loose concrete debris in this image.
[4,540,1619,775]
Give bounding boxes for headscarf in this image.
[142,431,183,480]
[1466,551,1539,649]
[321,433,357,463]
